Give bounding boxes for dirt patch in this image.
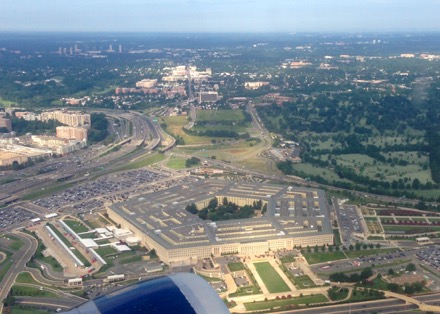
[388,272,425,285]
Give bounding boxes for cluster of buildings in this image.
[244,81,269,90]
[0,109,91,167]
[107,180,333,266]
[115,65,217,102]
[115,77,186,99]
[57,44,123,56]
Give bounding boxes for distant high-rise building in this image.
[70,47,73,55]
[109,44,114,52]
[40,111,91,128]
[119,44,122,53]
[56,126,87,141]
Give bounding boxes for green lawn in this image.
[5,235,24,250]
[22,182,75,201]
[280,255,296,263]
[228,262,245,272]
[63,219,90,233]
[302,251,346,264]
[244,294,328,311]
[166,156,187,169]
[253,262,290,293]
[333,229,342,246]
[197,109,246,122]
[119,255,142,265]
[116,153,166,171]
[95,246,118,257]
[328,287,349,301]
[348,291,385,302]
[39,256,63,272]
[11,285,58,298]
[292,275,316,289]
[0,260,13,283]
[11,306,50,314]
[15,272,38,284]
[228,286,260,297]
[162,116,213,145]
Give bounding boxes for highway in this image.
[0,232,38,312]
[276,298,417,314]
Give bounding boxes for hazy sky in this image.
[1,0,439,33]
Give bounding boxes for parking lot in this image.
[33,169,167,212]
[0,206,36,230]
[337,203,364,246]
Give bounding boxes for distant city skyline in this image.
[0,0,439,33]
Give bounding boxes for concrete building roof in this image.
[109,180,332,251]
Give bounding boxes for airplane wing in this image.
[63,273,230,314]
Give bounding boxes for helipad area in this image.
[107,180,333,266]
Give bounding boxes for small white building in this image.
[113,228,133,240]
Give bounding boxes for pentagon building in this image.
[107,180,333,266]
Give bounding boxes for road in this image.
[14,296,82,311]
[276,298,417,314]
[0,231,38,312]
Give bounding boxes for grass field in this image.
[292,275,316,289]
[244,294,328,311]
[0,96,16,106]
[166,156,187,169]
[197,109,246,122]
[11,285,58,298]
[22,182,75,201]
[302,251,346,264]
[333,229,342,246]
[280,255,296,263]
[162,116,213,145]
[6,235,24,250]
[0,260,13,283]
[95,246,118,257]
[11,306,49,314]
[39,256,63,272]
[119,255,142,265]
[253,262,290,293]
[63,219,89,233]
[293,163,351,183]
[228,262,245,272]
[116,152,166,171]
[15,272,38,284]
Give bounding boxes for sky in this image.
[0,0,439,33]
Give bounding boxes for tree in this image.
[185,157,200,168]
[223,197,228,206]
[208,197,218,209]
[406,263,416,272]
[388,268,395,276]
[412,178,421,189]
